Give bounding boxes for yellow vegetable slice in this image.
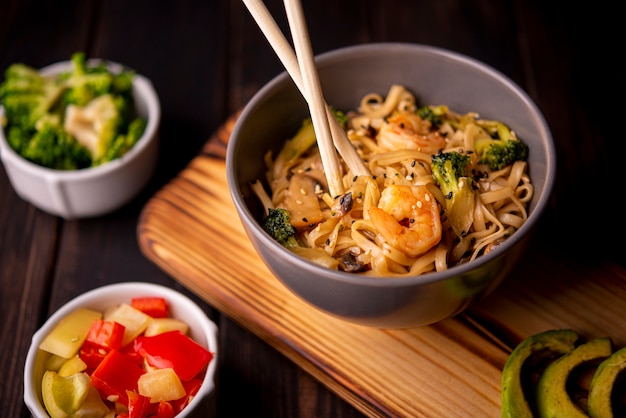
[104,303,151,346]
[73,386,110,417]
[41,370,90,418]
[536,337,612,418]
[588,345,626,418]
[58,355,87,377]
[39,308,102,359]
[44,354,68,373]
[143,318,189,337]
[138,368,186,402]
[501,329,579,418]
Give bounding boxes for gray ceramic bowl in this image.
[226,43,555,329]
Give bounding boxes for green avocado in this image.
[587,345,626,418]
[501,329,579,418]
[536,337,613,418]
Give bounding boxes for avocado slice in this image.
[536,337,613,418]
[501,329,579,418]
[588,345,626,418]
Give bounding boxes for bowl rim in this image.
[227,42,556,288]
[0,58,160,181]
[23,282,218,418]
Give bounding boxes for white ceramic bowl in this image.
[24,282,219,418]
[0,59,160,219]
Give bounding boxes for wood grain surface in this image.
[3,2,623,417]
[137,114,626,417]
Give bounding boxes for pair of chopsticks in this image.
[242,0,370,198]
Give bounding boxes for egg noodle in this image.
[253,84,534,276]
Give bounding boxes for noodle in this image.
[255,85,534,277]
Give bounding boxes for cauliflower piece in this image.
[64,94,119,160]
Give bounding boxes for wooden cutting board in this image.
[137,114,626,417]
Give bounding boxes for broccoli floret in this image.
[474,120,529,170]
[417,105,447,129]
[431,150,476,237]
[330,107,348,129]
[20,114,91,170]
[260,206,341,268]
[60,52,114,107]
[0,63,65,131]
[262,208,300,249]
[477,138,529,171]
[96,117,147,165]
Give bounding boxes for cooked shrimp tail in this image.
[369,185,442,257]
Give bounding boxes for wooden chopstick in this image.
[241,0,371,193]
[283,0,344,196]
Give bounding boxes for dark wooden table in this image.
[1,1,623,417]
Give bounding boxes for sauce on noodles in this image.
[253,84,534,277]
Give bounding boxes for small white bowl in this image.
[0,59,160,219]
[24,282,219,418]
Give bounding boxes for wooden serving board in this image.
[137,114,626,417]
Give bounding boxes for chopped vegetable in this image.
[90,349,145,405]
[39,308,102,359]
[144,317,189,337]
[536,337,612,417]
[131,296,169,318]
[134,330,213,381]
[431,149,476,238]
[57,355,87,377]
[126,390,151,418]
[501,329,579,418]
[155,401,176,418]
[588,345,626,417]
[104,303,151,346]
[138,368,186,403]
[44,354,68,373]
[262,208,299,249]
[473,119,529,170]
[83,319,125,351]
[171,379,204,413]
[41,370,91,418]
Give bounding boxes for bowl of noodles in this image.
[226,43,555,328]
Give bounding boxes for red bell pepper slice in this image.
[83,319,125,351]
[119,342,144,366]
[134,330,213,381]
[131,296,169,318]
[79,345,107,371]
[155,401,175,418]
[90,349,145,405]
[171,378,204,413]
[126,390,151,418]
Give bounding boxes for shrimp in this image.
[369,185,442,257]
[377,112,446,154]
